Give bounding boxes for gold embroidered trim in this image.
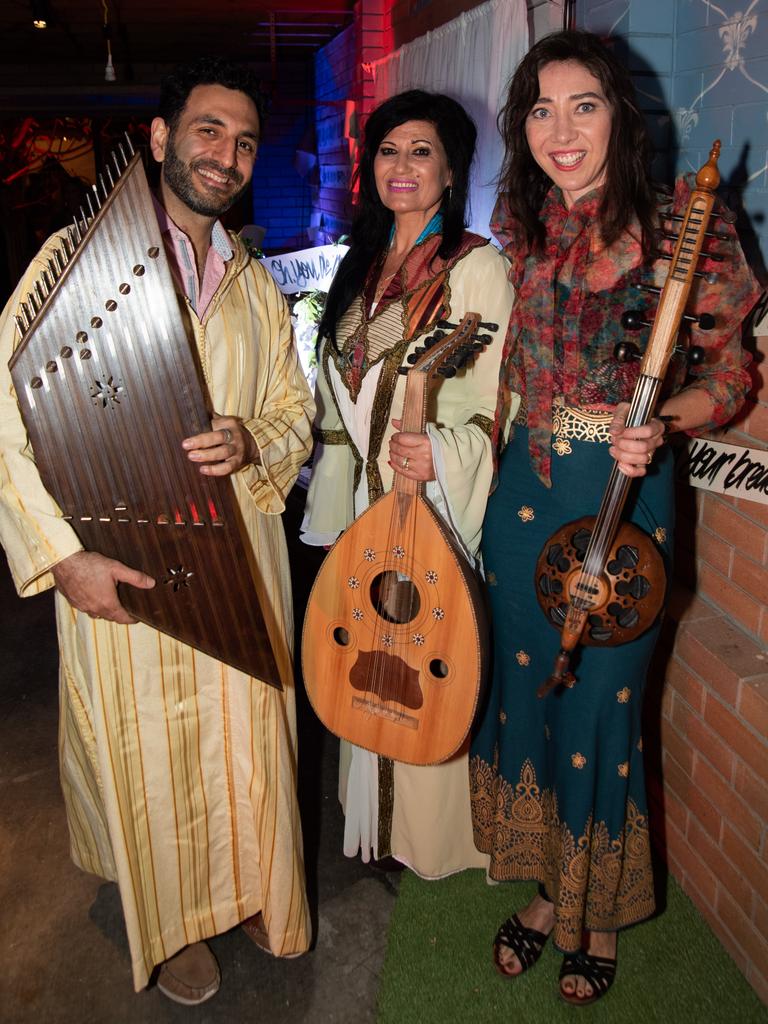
[467,413,494,438]
[552,400,613,443]
[470,756,655,950]
[378,756,394,857]
[515,398,613,445]
[314,428,347,445]
[321,342,365,497]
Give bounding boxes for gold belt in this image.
[514,398,613,445]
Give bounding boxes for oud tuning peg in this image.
[621,309,650,331]
[406,347,426,364]
[438,365,457,378]
[692,312,715,331]
[397,366,409,375]
[479,321,499,331]
[425,330,445,346]
[687,345,706,365]
[436,319,457,330]
[614,341,642,363]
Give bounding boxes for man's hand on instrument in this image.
[608,402,666,478]
[182,414,260,476]
[389,418,436,482]
[52,551,155,624]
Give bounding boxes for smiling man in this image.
[0,57,313,1006]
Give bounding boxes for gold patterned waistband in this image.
[514,398,613,445]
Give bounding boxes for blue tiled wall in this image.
[577,0,768,279]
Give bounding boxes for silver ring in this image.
[222,427,232,445]
[402,456,410,470]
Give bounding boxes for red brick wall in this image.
[647,325,768,1003]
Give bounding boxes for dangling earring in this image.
[446,185,453,202]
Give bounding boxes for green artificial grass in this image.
[377,871,767,1024]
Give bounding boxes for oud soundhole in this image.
[370,570,421,625]
[429,659,449,679]
[333,626,351,647]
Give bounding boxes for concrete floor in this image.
[0,488,399,1023]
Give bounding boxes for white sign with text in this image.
[260,244,349,295]
[678,437,768,505]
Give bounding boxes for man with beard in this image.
[0,58,313,1005]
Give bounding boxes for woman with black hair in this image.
[470,31,759,1005]
[302,90,515,877]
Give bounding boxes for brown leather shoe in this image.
[157,942,220,1005]
[241,912,305,958]
[241,911,271,954]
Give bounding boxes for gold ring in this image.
[223,427,232,445]
[403,456,410,470]
[646,451,653,465]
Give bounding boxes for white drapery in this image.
[370,0,529,237]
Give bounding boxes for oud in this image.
[302,314,493,765]
[536,142,723,695]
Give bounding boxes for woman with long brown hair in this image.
[470,30,759,1004]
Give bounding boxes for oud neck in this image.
[394,367,428,497]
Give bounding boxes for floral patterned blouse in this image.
[492,179,761,485]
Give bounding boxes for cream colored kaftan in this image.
[0,232,314,989]
[302,240,517,878]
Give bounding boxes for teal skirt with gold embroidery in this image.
[471,420,674,952]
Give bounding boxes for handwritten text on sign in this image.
[260,244,349,295]
[678,437,768,505]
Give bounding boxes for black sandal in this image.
[493,914,550,978]
[558,950,617,1005]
